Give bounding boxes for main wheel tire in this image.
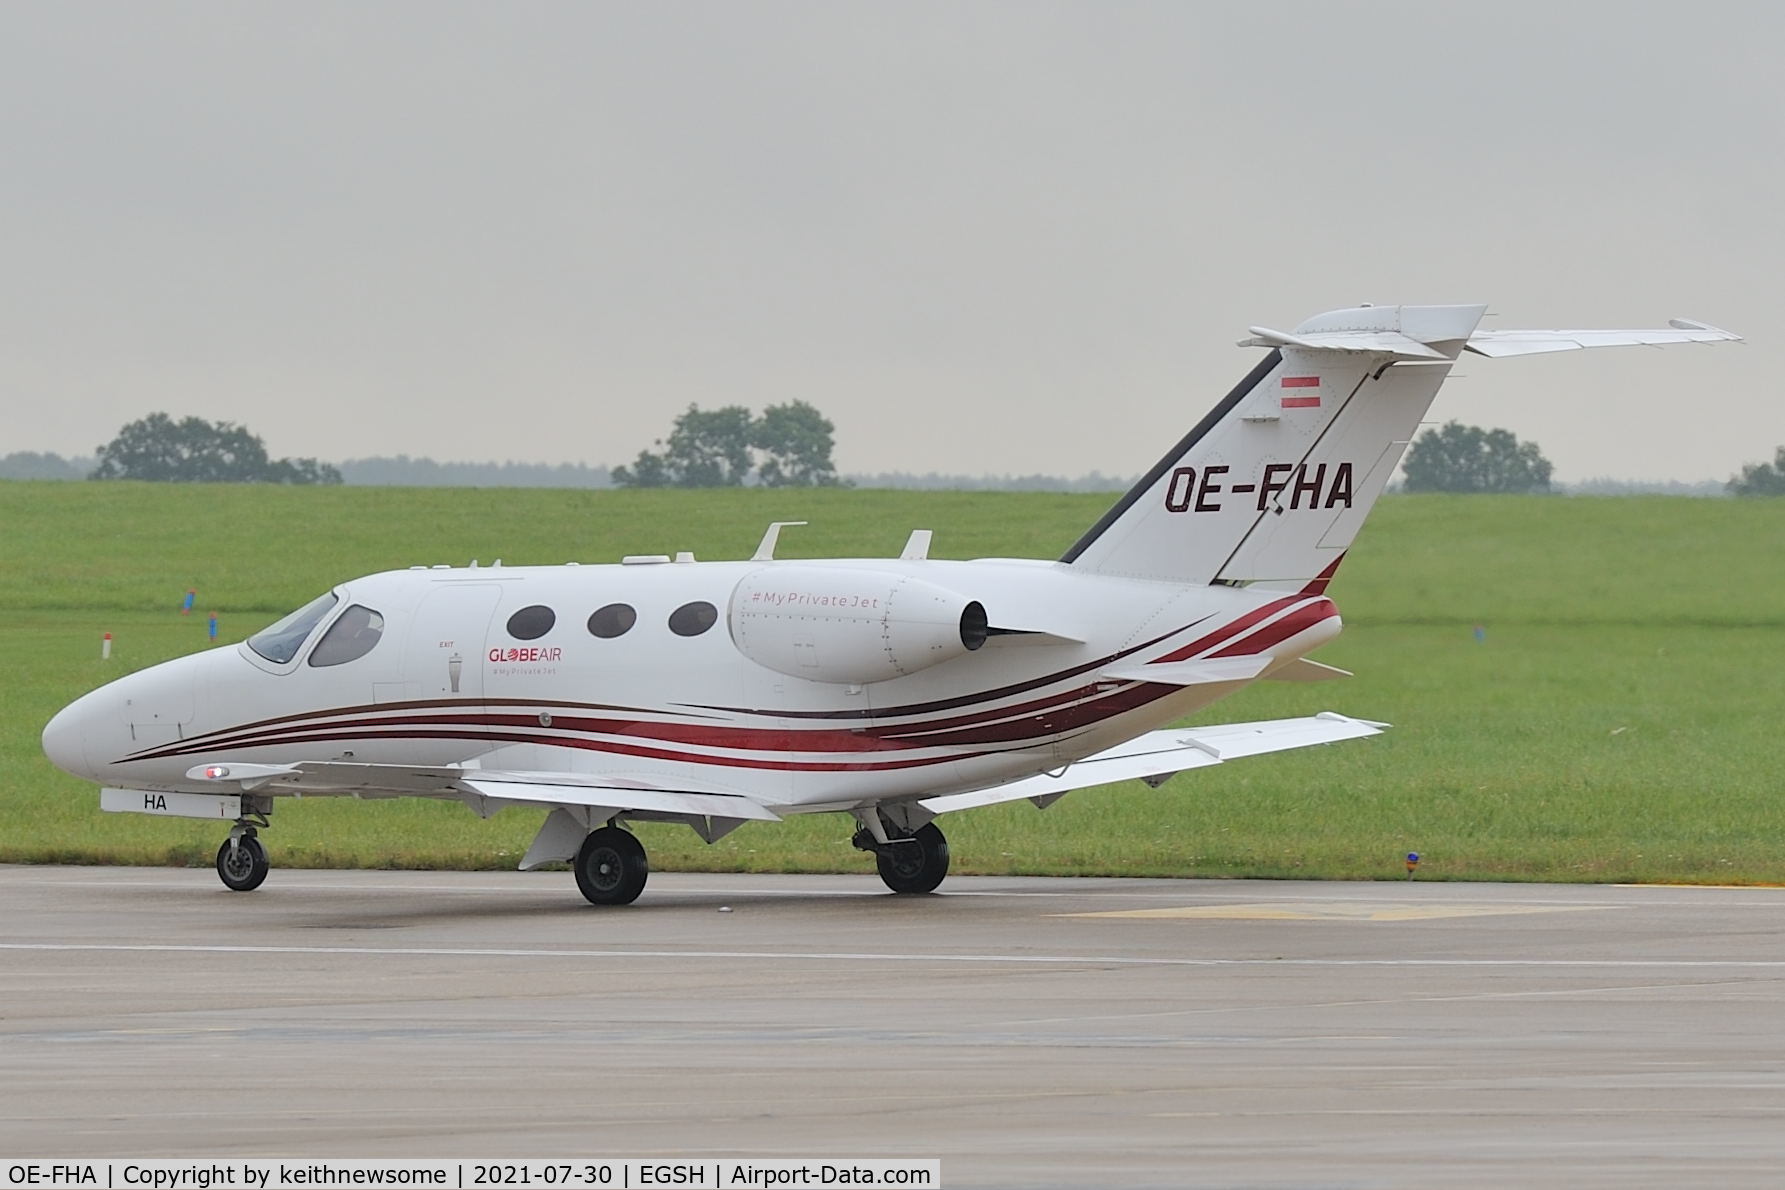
[876,822,949,894]
[574,826,649,906]
[216,835,269,892]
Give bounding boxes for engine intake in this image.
[730,566,987,685]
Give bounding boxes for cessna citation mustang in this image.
[42,304,1738,904]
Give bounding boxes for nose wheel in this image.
[216,828,270,892]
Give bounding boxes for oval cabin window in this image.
[506,605,556,640]
[668,601,718,638]
[587,603,638,639]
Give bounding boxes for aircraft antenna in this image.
[752,521,808,562]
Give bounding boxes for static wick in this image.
[1405,851,1421,879]
[101,632,112,661]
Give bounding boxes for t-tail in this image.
[1061,303,1739,589]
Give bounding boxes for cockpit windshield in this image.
[247,592,339,664]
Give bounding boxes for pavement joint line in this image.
[7,941,1785,968]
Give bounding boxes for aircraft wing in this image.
[185,760,782,822]
[919,712,1386,814]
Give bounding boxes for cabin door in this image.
[403,584,502,703]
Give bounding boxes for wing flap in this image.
[459,778,781,822]
[919,712,1386,814]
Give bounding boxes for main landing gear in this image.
[216,817,270,892]
[853,813,950,895]
[574,825,650,906]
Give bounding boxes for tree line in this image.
[8,408,1785,495]
[612,401,841,488]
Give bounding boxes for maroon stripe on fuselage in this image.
[1209,599,1338,658]
[125,676,1170,764]
[129,670,1141,761]
[1300,554,1346,597]
[878,681,1179,747]
[124,727,1039,773]
[1150,595,1304,664]
[387,713,925,754]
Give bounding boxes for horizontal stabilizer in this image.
[919,712,1386,815]
[1239,303,1488,360]
[1239,327,1452,360]
[1464,321,1741,357]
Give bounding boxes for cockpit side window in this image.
[247,592,340,664]
[308,605,386,668]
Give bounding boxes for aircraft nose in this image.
[41,701,92,779]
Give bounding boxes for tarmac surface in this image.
[4,865,1785,1188]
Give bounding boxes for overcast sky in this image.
[2,2,1777,482]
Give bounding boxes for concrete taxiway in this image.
[4,866,1785,1188]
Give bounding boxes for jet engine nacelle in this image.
[729,566,988,685]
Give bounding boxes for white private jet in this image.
[41,303,1738,904]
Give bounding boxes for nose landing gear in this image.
[216,811,271,892]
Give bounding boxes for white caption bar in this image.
[2,1163,941,1190]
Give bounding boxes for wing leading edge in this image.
[186,759,782,821]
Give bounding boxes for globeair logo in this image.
[489,647,563,663]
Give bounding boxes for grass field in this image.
[5,480,1784,884]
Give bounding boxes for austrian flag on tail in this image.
[1280,377,1321,408]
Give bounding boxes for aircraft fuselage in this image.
[44,555,1341,814]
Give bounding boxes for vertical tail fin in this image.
[1062,304,1489,586]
